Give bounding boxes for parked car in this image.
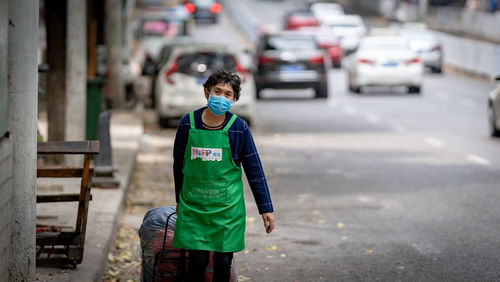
[400,27,443,73]
[488,73,500,137]
[254,31,329,99]
[155,44,256,127]
[346,35,424,94]
[320,14,366,54]
[183,0,222,23]
[310,2,344,23]
[283,10,318,30]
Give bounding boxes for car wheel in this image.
[158,117,171,128]
[408,86,421,94]
[256,88,262,100]
[315,84,328,99]
[488,102,500,137]
[432,67,442,74]
[349,85,361,94]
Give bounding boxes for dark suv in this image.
[254,31,329,99]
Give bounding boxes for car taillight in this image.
[358,58,375,65]
[308,55,325,65]
[258,56,273,65]
[210,3,222,13]
[235,61,248,83]
[165,62,178,85]
[184,3,196,13]
[406,57,421,65]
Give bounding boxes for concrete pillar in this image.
[7,0,38,280]
[65,0,87,165]
[105,0,124,108]
[65,0,87,142]
[419,0,428,21]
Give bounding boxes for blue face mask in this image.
[207,94,233,116]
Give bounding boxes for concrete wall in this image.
[0,0,11,280]
[0,139,12,282]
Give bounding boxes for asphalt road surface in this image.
[141,1,500,281]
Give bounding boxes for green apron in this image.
[173,111,246,252]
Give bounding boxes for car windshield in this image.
[359,39,409,51]
[176,52,236,76]
[265,36,317,51]
[289,11,314,17]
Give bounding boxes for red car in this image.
[296,27,344,68]
[316,31,343,68]
[284,10,318,30]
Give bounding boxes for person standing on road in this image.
[172,70,275,282]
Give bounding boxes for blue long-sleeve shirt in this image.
[173,107,274,214]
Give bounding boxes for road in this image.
[117,0,500,281]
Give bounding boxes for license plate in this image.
[280,64,303,72]
[382,62,398,67]
[196,77,206,85]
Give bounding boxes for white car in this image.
[310,2,345,23]
[346,36,424,94]
[155,44,256,127]
[488,73,500,137]
[400,28,443,73]
[320,14,366,54]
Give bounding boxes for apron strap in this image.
[223,114,238,132]
[189,112,196,130]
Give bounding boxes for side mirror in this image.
[492,73,500,83]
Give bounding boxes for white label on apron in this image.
[191,147,223,162]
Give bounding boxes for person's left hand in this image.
[261,213,275,234]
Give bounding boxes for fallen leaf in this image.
[337,222,344,228]
[365,249,373,254]
[265,245,277,251]
[108,270,119,277]
[266,255,273,259]
[280,254,287,258]
[108,253,115,262]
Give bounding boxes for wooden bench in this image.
[36,141,100,267]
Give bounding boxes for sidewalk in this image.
[36,108,143,281]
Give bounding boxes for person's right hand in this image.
[261,213,275,234]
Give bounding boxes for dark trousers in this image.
[187,250,233,282]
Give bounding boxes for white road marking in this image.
[437,91,449,100]
[365,114,380,124]
[411,242,440,256]
[424,137,444,148]
[343,106,357,115]
[466,154,491,166]
[459,98,475,108]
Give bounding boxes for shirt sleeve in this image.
[239,124,274,214]
[173,115,190,203]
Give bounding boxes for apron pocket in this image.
[184,178,228,206]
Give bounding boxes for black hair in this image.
[203,70,241,101]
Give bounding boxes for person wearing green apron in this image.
[172,70,275,282]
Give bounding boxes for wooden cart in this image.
[36,141,99,267]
